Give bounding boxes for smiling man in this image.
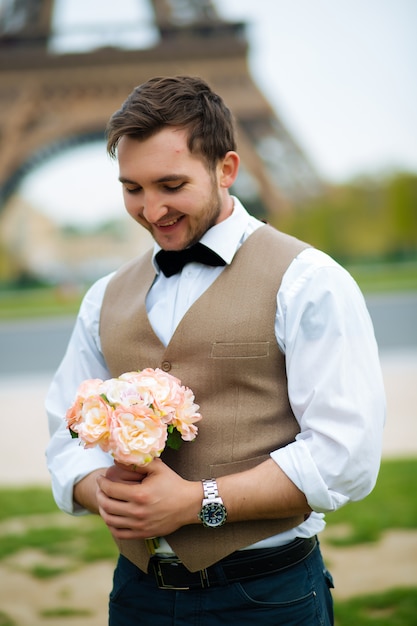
[46,75,385,626]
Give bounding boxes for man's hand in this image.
[74,457,311,541]
[96,459,202,540]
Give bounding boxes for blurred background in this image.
[1,0,416,289]
[0,1,416,624]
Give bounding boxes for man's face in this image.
[117,127,233,251]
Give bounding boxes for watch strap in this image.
[202,478,220,501]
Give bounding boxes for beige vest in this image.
[100,225,310,572]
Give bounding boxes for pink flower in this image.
[65,378,103,430]
[66,369,202,466]
[171,386,202,441]
[74,394,112,451]
[123,369,201,439]
[121,368,185,420]
[110,402,168,466]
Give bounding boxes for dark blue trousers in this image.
[108,541,334,625]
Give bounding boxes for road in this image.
[0,292,416,376]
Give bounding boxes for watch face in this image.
[200,502,227,528]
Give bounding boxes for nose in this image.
[142,192,168,223]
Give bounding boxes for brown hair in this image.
[106,75,236,170]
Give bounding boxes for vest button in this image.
[161,361,171,372]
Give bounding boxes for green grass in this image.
[0,286,83,320]
[0,459,415,626]
[334,588,417,626]
[29,564,71,579]
[0,517,118,565]
[325,458,417,545]
[0,487,58,520]
[39,607,93,618]
[0,611,16,626]
[0,486,118,567]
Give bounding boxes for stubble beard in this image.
[186,187,223,249]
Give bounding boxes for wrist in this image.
[198,478,228,528]
[73,468,105,514]
[186,480,205,525]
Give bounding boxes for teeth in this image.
[160,218,179,227]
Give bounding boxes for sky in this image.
[17,0,417,227]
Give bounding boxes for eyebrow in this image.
[118,174,187,184]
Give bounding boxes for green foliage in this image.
[167,425,185,450]
[334,587,417,626]
[326,458,417,545]
[272,172,417,263]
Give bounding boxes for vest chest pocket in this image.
[210,342,270,359]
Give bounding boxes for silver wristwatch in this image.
[198,478,227,528]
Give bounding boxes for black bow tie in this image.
[156,242,226,277]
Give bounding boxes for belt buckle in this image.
[152,557,210,590]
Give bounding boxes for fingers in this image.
[96,479,145,537]
[97,474,131,501]
[96,459,185,539]
[106,463,145,483]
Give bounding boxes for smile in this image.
[157,216,183,228]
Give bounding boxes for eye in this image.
[124,185,141,195]
[164,182,185,192]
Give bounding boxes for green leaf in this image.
[69,429,78,439]
[166,428,183,451]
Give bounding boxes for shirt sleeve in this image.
[45,275,115,515]
[270,248,386,513]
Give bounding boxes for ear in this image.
[218,151,240,188]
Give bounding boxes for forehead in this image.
[118,127,188,161]
[117,127,207,179]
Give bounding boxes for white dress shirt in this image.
[46,198,386,548]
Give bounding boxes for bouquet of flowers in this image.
[66,368,202,466]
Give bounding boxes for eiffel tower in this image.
[0,0,321,217]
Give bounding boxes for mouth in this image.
[155,216,184,229]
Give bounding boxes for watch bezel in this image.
[199,500,227,528]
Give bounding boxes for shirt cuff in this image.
[270,440,350,513]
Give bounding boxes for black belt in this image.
[148,536,317,590]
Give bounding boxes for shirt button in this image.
[161,361,171,372]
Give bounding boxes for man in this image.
[46,75,385,625]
